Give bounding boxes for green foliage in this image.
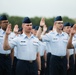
[63,16,75,24]
[31,17,41,26]
[0,13,9,17]
[0,13,75,29]
[8,16,23,28]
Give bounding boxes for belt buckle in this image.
[29,60,33,63]
[5,54,8,56]
[60,56,63,59]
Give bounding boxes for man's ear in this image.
[54,22,56,25]
[22,23,24,28]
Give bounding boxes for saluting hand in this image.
[13,24,19,33]
[70,24,76,36]
[73,24,76,30]
[40,18,45,27]
[43,25,47,32]
[6,24,11,35]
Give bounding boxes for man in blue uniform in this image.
[36,16,69,75]
[67,24,76,75]
[3,17,41,75]
[0,15,13,75]
[63,22,75,75]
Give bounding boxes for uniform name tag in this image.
[0,36,3,37]
[21,41,26,43]
[20,41,27,46]
[53,38,58,40]
[52,38,58,42]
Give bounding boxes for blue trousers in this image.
[0,54,11,75]
[67,55,74,75]
[16,60,38,75]
[50,55,67,75]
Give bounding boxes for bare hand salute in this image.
[70,24,76,36]
[73,24,76,30]
[40,18,47,33]
[40,18,45,27]
[43,25,47,32]
[36,18,46,39]
[6,24,11,35]
[3,24,12,50]
[13,24,19,33]
[67,24,76,49]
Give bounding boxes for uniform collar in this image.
[22,33,34,38]
[0,28,5,34]
[54,30,64,36]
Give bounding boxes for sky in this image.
[0,0,76,19]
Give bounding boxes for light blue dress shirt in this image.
[0,29,15,54]
[42,30,69,56]
[14,34,23,58]
[9,33,40,60]
[39,41,46,56]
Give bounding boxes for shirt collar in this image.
[0,28,5,34]
[22,33,34,38]
[53,30,64,36]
